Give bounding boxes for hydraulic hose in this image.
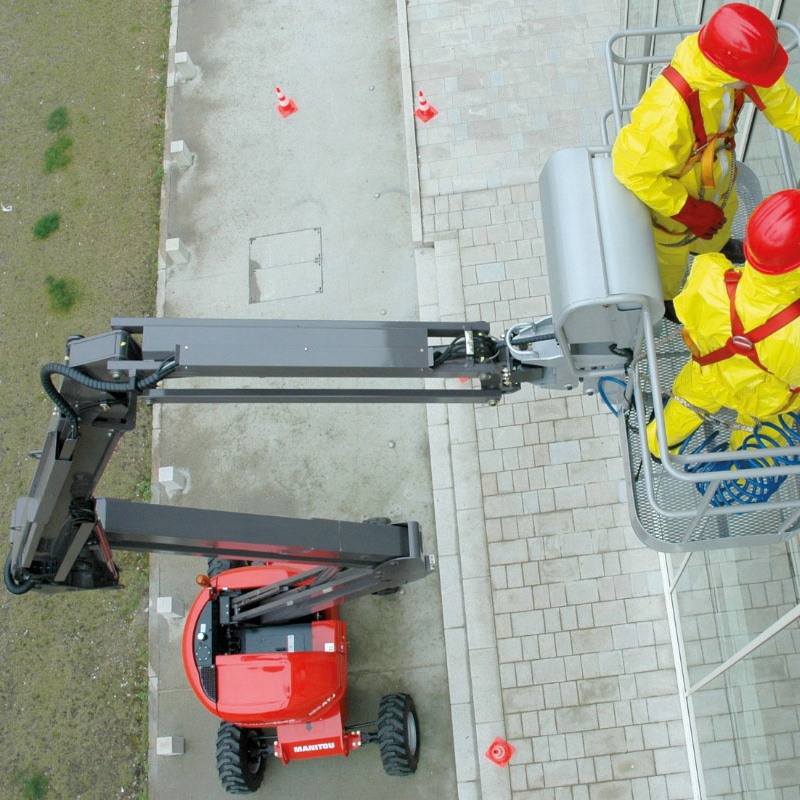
[598,376,627,417]
[432,333,498,367]
[40,356,177,438]
[4,553,35,595]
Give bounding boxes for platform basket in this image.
[622,315,800,552]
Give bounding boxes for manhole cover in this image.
[249,228,322,303]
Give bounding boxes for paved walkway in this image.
[405,2,692,798]
[151,1,695,799]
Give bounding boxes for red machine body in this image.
[182,562,365,764]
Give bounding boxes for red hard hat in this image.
[698,3,787,87]
[744,190,800,275]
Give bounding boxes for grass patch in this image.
[1,3,169,797]
[33,212,61,239]
[44,275,79,312]
[116,552,150,620]
[46,106,69,132]
[135,475,153,502]
[12,769,50,800]
[44,134,73,173]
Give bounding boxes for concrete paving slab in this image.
[150,1,455,798]
[163,0,416,321]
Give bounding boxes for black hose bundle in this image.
[40,356,177,437]
[432,333,498,367]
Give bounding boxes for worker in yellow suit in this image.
[647,189,800,459]
[612,3,800,320]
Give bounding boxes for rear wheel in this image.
[216,722,268,795]
[377,693,420,775]
[207,557,248,578]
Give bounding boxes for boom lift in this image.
[5,315,606,795]
[5,142,781,792]
[4,297,652,792]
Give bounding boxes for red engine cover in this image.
[182,563,348,727]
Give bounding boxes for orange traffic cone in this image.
[415,89,438,123]
[275,86,298,118]
[485,737,515,767]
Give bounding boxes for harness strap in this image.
[662,65,706,146]
[691,270,800,395]
[661,65,760,189]
[744,84,766,112]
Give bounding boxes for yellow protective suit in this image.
[646,253,800,458]
[612,33,800,299]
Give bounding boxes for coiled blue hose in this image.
[681,412,800,506]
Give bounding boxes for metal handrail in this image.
[604,20,800,173]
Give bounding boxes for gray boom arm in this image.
[6,316,551,594]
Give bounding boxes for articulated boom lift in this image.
[13,140,800,792]
[5,314,598,794]
[5,315,580,596]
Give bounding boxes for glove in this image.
[671,196,725,240]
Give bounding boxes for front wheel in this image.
[216,722,268,795]
[377,693,420,775]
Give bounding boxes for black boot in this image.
[663,299,681,325]
[719,237,745,264]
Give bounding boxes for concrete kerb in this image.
[148,0,182,791]
[417,241,512,800]
[396,0,423,246]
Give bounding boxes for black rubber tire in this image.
[216,722,267,795]
[207,557,248,578]
[372,586,401,596]
[377,693,420,775]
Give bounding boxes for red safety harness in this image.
[688,270,800,395]
[661,65,765,189]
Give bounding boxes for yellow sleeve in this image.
[757,323,800,389]
[757,76,800,142]
[611,80,696,218]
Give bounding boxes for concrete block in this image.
[170,139,195,169]
[165,238,189,265]
[156,736,185,756]
[174,51,197,82]
[158,465,189,494]
[156,596,185,620]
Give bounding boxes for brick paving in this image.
[407,2,694,798]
